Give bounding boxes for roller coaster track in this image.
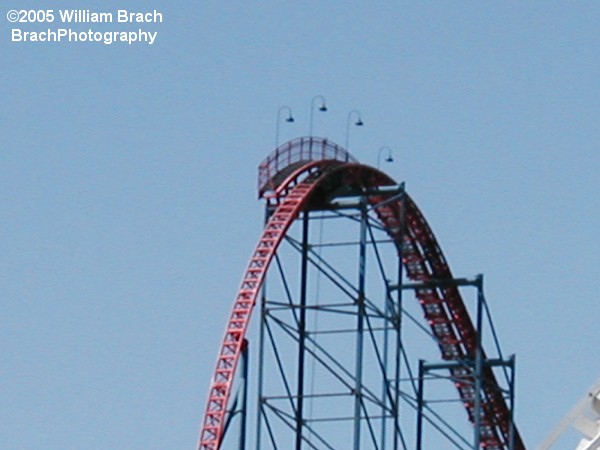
[197,137,525,450]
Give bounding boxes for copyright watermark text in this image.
[6,8,163,45]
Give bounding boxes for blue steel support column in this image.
[353,199,368,450]
[255,205,271,449]
[474,274,484,449]
[295,210,310,450]
[239,339,249,450]
[416,360,425,450]
[381,280,390,449]
[254,287,266,449]
[392,261,403,450]
[394,183,406,450]
[509,355,516,450]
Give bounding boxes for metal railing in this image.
[258,137,357,197]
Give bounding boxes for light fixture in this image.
[377,146,394,168]
[309,95,328,137]
[345,110,364,150]
[275,105,294,147]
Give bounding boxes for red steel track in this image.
[198,138,525,450]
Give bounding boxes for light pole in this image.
[309,95,327,137]
[276,106,294,147]
[345,110,364,150]
[377,146,394,168]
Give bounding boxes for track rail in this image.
[198,164,331,450]
[198,159,524,450]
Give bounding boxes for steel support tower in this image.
[198,137,525,450]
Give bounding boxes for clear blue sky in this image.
[2,2,599,449]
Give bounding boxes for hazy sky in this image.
[2,2,599,449]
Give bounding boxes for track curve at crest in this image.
[198,144,525,450]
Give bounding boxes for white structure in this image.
[537,379,600,450]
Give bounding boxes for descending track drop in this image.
[198,137,525,450]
